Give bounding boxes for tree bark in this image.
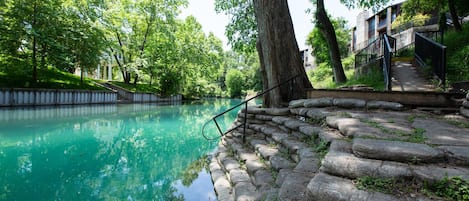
[315,0,347,83]
[253,0,312,108]
[448,0,462,31]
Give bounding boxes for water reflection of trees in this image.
[0,99,240,200]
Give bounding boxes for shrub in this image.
[225,69,245,98]
[445,24,469,82]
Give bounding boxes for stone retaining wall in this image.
[210,97,469,201]
[0,88,117,106]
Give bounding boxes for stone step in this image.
[227,128,325,201]
[306,172,404,201]
[210,144,234,201]
[216,137,265,201]
[438,146,469,167]
[321,140,413,180]
[352,138,445,163]
[326,116,406,139]
[289,98,404,111]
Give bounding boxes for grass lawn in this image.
[0,67,106,90]
[110,81,160,93]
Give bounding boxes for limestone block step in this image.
[318,129,344,143]
[412,165,469,183]
[321,149,413,179]
[438,146,469,166]
[304,97,333,108]
[270,155,295,171]
[353,138,445,163]
[229,168,251,184]
[264,108,291,116]
[289,99,306,108]
[278,172,312,201]
[256,144,279,160]
[210,155,234,201]
[306,172,403,201]
[299,125,322,137]
[234,181,259,201]
[272,116,291,125]
[333,98,367,108]
[366,100,404,110]
[284,119,310,130]
[253,169,275,188]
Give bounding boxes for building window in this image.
[368,17,375,40]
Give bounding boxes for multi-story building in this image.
[351,3,403,52]
[351,1,441,53]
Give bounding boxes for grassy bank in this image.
[308,56,385,90]
[0,66,105,90]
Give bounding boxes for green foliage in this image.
[307,17,351,66]
[0,0,231,97]
[426,176,469,201]
[445,23,469,82]
[343,65,385,90]
[225,69,245,98]
[214,0,257,53]
[0,66,104,90]
[309,56,384,90]
[407,128,427,143]
[356,176,395,193]
[314,139,329,160]
[392,13,431,30]
[110,81,159,93]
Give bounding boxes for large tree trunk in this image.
[315,0,347,83]
[448,0,462,31]
[253,0,312,108]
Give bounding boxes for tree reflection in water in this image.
[0,99,240,201]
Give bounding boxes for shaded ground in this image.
[391,61,436,92]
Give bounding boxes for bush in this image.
[225,69,245,98]
[445,24,469,82]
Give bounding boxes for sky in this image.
[179,0,401,50]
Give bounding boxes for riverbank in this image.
[210,97,469,200]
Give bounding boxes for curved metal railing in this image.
[201,74,300,142]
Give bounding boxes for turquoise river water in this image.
[0,99,242,201]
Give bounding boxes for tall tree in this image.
[314,0,347,83]
[101,0,187,84]
[253,0,312,107]
[307,17,350,66]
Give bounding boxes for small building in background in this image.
[300,47,316,72]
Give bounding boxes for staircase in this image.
[391,61,436,91]
[210,98,469,200]
[101,82,133,102]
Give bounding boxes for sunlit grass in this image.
[0,66,106,90]
[111,81,160,93]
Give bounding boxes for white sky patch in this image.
[180,0,404,50]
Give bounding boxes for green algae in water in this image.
[0,99,241,201]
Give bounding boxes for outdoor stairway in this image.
[391,61,436,92]
[210,98,469,201]
[102,82,132,102]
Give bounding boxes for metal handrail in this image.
[383,34,394,91]
[201,74,300,142]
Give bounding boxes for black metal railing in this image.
[383,34,394,91]
[355,34,396,70]
[414,32,447,88]
[201,74,300,142]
